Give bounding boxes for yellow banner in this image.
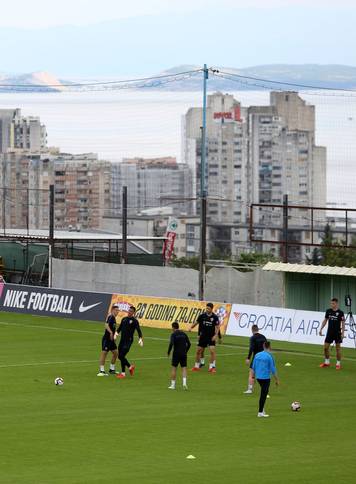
[109,294,231,334]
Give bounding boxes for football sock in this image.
[212,360,216,368]
[325,358,330,364]
[100,365,105,372]
[200,358,205,365]
[336,360,341,365]
[171,380,176,388]
[209,363,214,369]
[194,362,200,368]
[248,383,253,391]
[110,364,115,371]
[183,377,187,386]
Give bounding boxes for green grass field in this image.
[1,311,356,484]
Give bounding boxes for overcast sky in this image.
[1,0,355,75]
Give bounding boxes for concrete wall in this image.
[52,258,199,299]
[52,259,284,306]
[205,267,284,307]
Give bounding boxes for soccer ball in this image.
[54,377,64,386]
[291,401,301,411]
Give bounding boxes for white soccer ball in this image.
[54,377,64,386]
[291,401,301,411]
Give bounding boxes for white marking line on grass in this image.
[0,320,100,335]
[0,352,241,369]
[1,320,356,362]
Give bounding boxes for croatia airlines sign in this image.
[226,304,355,349]
[0,283,112,321]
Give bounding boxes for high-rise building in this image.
[52,153,111,229]
[0,152,111,230]
[111,157,192,216]
[183,93,249,216]
[183,91,327,260]
[0,108,47,153]
[0,152,52,229]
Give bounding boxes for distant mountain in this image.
[0,71,67,92]
[0,65,355,92]
[155,64,356,91]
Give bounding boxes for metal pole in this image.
[48,184,54,287]
[345,209,348,247]
[199,64,209,300]
[282,194,288,263]
[122,186,128,264]
[26,188,29,235]
[200,65,208,200]
[2,187,6,235]
[200,197,207,299]
[48,245,52,288]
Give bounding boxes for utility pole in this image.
[199,64,209,300]
[122,186,128,264]
[282,194,289,263]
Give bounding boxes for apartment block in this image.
[0,108,47,153]
[0,152,111,230]
[111,157,193,217]
[183,91,327,261]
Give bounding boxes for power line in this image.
[210,71,356,98]
[0,69,203,91]
[211,68,356,94]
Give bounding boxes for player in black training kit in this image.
[167,322,191,390]
[319,298,345,370]
[97,304,119,376]
[115,306,143,379]
[243,324,267,394]
[189,302,220,373]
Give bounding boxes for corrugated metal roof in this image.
[263,262,356,277]
[0,228,166,242]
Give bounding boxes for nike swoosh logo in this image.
[79,301,102,313]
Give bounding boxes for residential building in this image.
[183,91,327,261]
[0,152,111,231]
[0,108,47,153]
[52,153,111,229]
[111,157,192,217]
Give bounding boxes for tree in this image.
[169,254,199,270]
[319,224,356,267]
[238,251,279,265]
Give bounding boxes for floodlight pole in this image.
[199,64,209,301]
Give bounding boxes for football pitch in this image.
[1,311,356,484]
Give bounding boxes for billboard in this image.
[110,293,231,332]
[0,283,112,322]
[226,304,356,349]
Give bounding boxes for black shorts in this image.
[198,336,215,348]
[101,337,117,352]
[325,330,342,344]
[171,353,187,368]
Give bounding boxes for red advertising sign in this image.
[234,106,241,121]
[213,112,233,120]
[162,231,176,262]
